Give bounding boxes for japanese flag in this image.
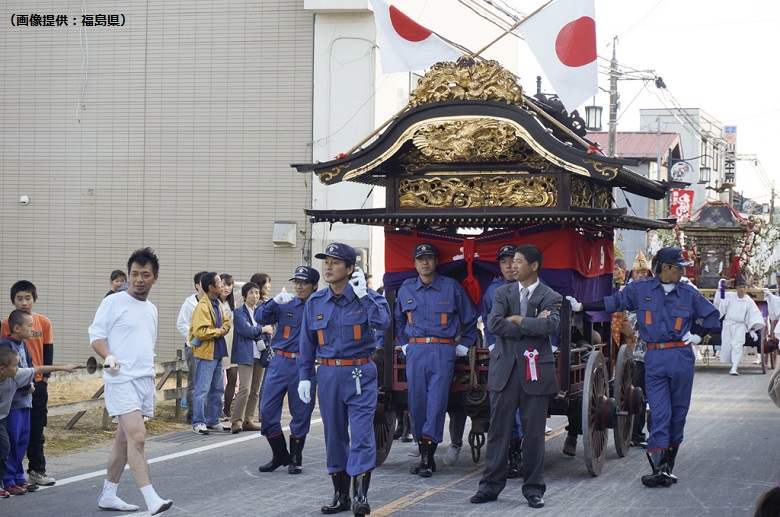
[515,0,598,112]
[369,0,462,73]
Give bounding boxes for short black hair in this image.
[242,281,260,298]
[614,258,627,270]
[515,244,543,271]
[110,270,127,282]
[201,272,219,292]
[194,271,208,286]
[0,347,19,367]
[127,247,160,276]
[11,280,37,303]
[250,273,271,289]
[8,308,32,333]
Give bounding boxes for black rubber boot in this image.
[352,471,372,516]
[288,435,306,474]
[422,440,438,477]
[259,433,291,472]
[666,446,679,484]
[401,412,413,442]
[507,439,521,479]
[410,439,427,475]
[321,471,351,514]
[641,449,673,488]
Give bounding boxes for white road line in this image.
[44,418,323,488]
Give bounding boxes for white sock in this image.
[99,481,139,511]
[140,484,171,514]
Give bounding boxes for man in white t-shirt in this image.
[176,271,207,424]
[88,248,172,515]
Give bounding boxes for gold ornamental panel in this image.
[409,59,523,108]
[571,177,611,209]
[399,176,557,209]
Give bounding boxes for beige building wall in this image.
[1,1,314,363]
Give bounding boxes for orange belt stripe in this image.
[647,341,689,350]
[276,350,299,358]
[409,337,455,345]
[319,357,372,366]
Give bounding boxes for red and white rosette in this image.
[524,349,540,381]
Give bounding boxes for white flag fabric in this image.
[515,0,597,112]
[369,0,461,73]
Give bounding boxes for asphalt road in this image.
[4,358,778,517]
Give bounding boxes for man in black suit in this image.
[470,245,561,509]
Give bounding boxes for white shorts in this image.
[105,377,157,418]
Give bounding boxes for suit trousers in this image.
[478,362,548,499]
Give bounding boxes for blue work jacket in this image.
[482,276,510,347]
[261,297,307,353]
[604,276,719,344]
[394,274,478,347]
[299,283,390,383]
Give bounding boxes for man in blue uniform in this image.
[567,247,719,487]
[395,243,478,477]
[298,243,390,516]
[257,266,319,474]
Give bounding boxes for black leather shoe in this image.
[470,491,498,504]
[526,495,545,508]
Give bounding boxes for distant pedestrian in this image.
[176,271,208,424]
[715,275,764,375]
[88,247,172,514]
[105,270,127,298]
[220,273,238,419]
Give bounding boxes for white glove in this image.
[273,290,295,305]
[566,296,582,313]
[297,380,311,404]
[488,344,495,352]
[749,330,758,341]
[104,355,120,376]
[455,344,469,357]
[351,267,368,298]
[763,288,772,297]
[682,332,702,346]
[719,278,727,287]
[401,344,408,355]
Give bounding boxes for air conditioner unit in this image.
[272,222,297,247]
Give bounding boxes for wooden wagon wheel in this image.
[374,403,396,467]
[760,328,767,374]
[612,345,635,458]
[582,350,610,477]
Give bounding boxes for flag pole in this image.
[343,103,410,156]
[471,0,555,58]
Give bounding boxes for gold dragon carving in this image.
[571,176,611,209]
[399,176,557,209]
[408,58,524,108]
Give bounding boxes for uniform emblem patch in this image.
[645,297,652,301]
[286,312,293,317]
[316,314,324,320]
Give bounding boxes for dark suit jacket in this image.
[486,281,561,395]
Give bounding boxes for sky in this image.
[504,0,780,204]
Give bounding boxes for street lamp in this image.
[585,104,603,132]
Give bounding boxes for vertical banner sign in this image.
[670,189,694,222]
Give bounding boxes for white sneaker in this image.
[98,493,140,512]
[192,423,209,434]
[407,443,420,457]
[443,444,461,466]
[545,425,553,435]
[28,470,55,486]
[206,423,229,432]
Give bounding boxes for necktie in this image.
[520,287,529,317]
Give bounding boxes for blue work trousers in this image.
[193,357,224,427]
[3,408,30,487]
[406,343,455,443]
[644,346,695,451]
[317,361,377,476]
[260,356,315,438]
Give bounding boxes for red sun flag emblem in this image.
[389,5,432,42]
[555,16,596,67]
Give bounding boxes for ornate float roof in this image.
[293,59,672,231]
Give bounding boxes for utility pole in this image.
[608,36,619,157]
